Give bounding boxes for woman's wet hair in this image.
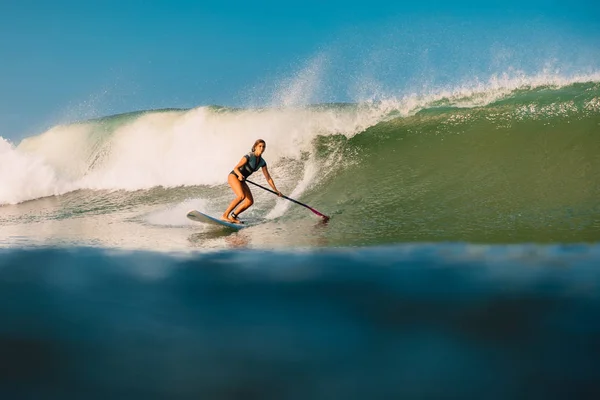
[252,139,266,152]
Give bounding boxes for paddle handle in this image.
[245,179,330,220]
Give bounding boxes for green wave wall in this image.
[310,84,600,244]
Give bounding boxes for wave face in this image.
[319,82,600,244]
[1,78,599,245]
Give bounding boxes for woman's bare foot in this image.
[222,213,242,224]
[230,212,243,224]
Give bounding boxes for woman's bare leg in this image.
[222,174,246,223]
[231,183,254,217]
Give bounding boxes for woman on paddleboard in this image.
[222,139,282,224]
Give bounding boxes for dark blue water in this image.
[2,244,600,399]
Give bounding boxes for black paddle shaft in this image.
[245,179,330,220]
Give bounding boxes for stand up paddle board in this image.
[187,210,245,230]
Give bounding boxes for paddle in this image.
[245,179,330,222]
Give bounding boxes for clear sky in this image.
[1,0,599,141]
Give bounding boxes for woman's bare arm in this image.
[233,157,248,181]
[262,166,281,196]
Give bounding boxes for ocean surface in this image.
[1,77,600,398]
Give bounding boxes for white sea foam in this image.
[2,104,388,205]
[145,198,210,227]
[0,137,74,205]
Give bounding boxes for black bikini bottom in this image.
[230,171,247,181]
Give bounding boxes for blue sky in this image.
[1,0,599,141]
